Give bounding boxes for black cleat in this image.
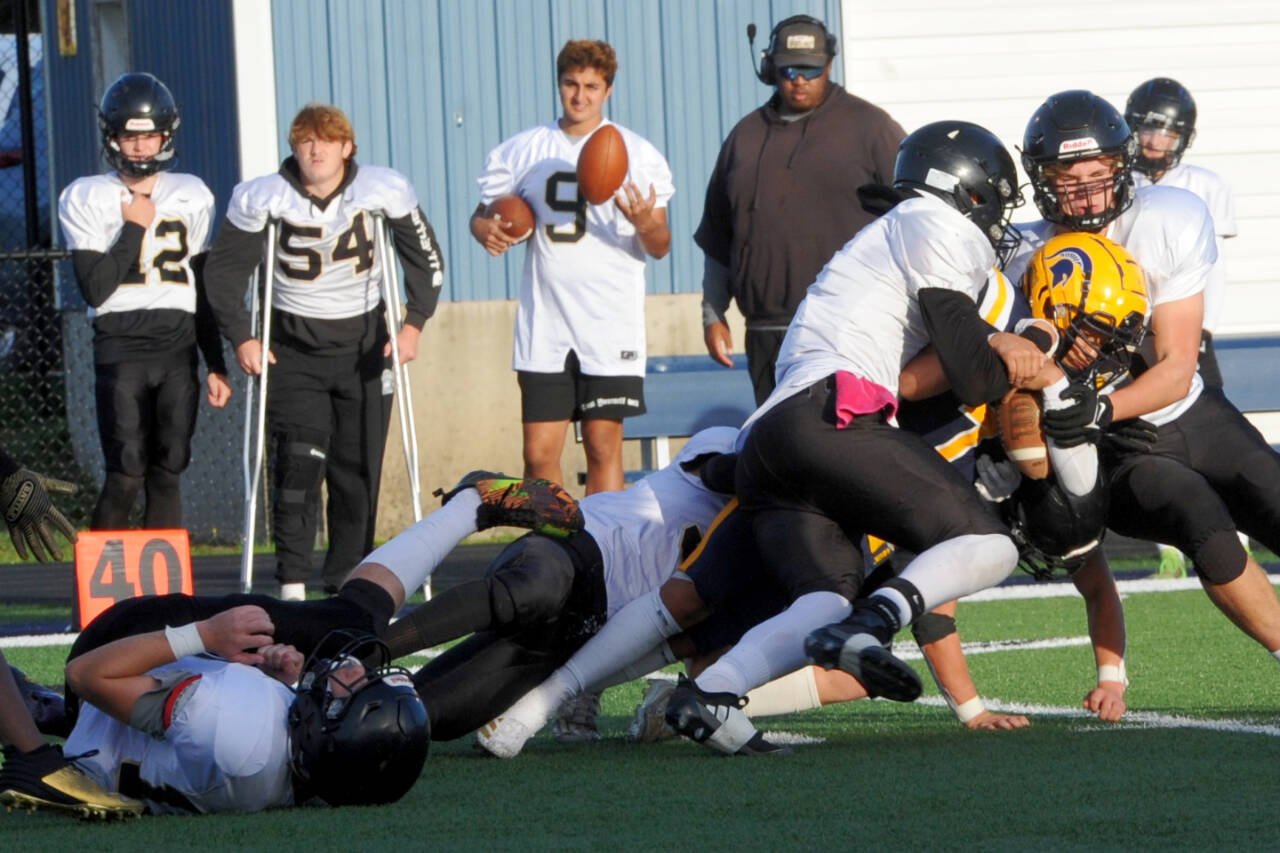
[9,666,70,738]
[805,599,922,703]
[0,745,143,819]
[664,676,791,756]
[433,471,585,538]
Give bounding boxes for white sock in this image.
[896,533,1018,612]
[561,589,682,693]
[696,591,851,697]
[583,642,676,693]
[744,666,822,718]
[497,669,577,734]
[280,582,306,602]
[361,490,481,593]
[872,585,913,629]
[1271,649,1280,666]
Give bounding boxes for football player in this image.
[204,104,445,599]
[1008,90,1280,670]
[62,613,427,814]
[469,39,673,496]
[1126,77,1241,578]
[57,73,230,531]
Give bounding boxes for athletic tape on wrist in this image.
[954,696,986,724]
[1097,661,1128,687]
[165,623,206,660]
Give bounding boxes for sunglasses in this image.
[779,66,824,82]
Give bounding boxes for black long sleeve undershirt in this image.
[70,221,146,308]
[190,253,228,375]
[202,221,267,348]
[919,287,1012,407]
[386,207,444,328]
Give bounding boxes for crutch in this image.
[240,221,278,593]
[374,215,429,598]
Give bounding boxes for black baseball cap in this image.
[770,19,831,68]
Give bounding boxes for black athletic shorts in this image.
[518,350,645,422]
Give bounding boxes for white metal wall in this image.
[841,0,1280,333]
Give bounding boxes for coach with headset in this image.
[696,15,905,404]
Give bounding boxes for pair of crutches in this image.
[240,216,425,594]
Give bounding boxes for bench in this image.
[576,354,756,484]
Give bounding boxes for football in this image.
[577,124,628,204]
[998,389,1050,479]
[488,195,535,242]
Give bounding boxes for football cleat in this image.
[1154,548,1188,579]
[475,716,533,759]
[626,678,676,744]
[8,666,70,738]
[805,599,923,703]
[0,745,143,819]
[434,471,584,538]
[551,691,601,744]
[664,676,791,757]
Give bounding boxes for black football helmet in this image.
[98,72,180,179]
[287,631,429,807]
[893,120,1024,265]
[1022,90,1137,231]
[1003,473,1107,582]
[1125,77,1197,180]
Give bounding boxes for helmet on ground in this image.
[893,120,1024,264]
[287,631,429,806]
[1022,90,1136,231]
[98,72,180,178]
[1004,473,1108,582]
[1022,231,1148,387]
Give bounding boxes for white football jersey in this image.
[1134,163,1236,332]
[582,427,735,616]
[1008,184,1216,425]
[58,171,214,318]
[65,657,295,815]
[226,165,425,320]
[739,194,995,442]
[477,120,674,377]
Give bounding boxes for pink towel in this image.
[834,370,897,428]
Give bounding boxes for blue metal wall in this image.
[270,0,842,304]
[42,0,240,238]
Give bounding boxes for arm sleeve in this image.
[387,208,444,328]
[701,254,732,326]
[191,253,228,375]
[69,222,146,308]
[919,287,1011,407]
[202,221,267,348]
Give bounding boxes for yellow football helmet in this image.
[1021,232,1149,385]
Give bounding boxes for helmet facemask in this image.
[1027,151,1135,232]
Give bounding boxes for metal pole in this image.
[240,222,277,593]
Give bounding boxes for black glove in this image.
[1102,417,1159,454]
[1042,383,1113,447]
[0,468,77,561]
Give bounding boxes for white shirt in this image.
[582,427,735,616]
[65,657,296,815]
[1007,184,1217,426]
[739,194,995,443]
[1133,162,1236,332]
[478,120,674,377]
[58,171,214,318]
[226,164,426,320]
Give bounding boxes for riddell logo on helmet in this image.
[124,118,156,131]
[1059,137,1099,154]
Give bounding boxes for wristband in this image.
[1097,661,1128,686]
[954,696,986,724]
[165,623,206,660]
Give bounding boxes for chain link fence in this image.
[0,4,245,544]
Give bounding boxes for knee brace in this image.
[273,430,327,511]
[1192,528,1248,584]
[912,612,958,647]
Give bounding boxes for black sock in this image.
[383,580,494,658]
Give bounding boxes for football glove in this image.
[1102,417,1159,454]
[1042,383,1113,448]
[0,468,77,561]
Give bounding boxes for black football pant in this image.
[267,340,391,589]
[394,532,607,741]
[91,349,199,529]
[744,326,787,406]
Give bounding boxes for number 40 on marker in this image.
[74,530,194,629]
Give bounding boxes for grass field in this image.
[3,579,1280,850]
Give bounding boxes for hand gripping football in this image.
[488,195,535,242]
[576,124,628,204]
[998,389,1050,480]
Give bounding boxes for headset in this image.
[747,15,838,86]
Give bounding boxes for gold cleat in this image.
[0,745,144,820]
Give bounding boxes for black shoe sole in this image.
[839,645,922,702]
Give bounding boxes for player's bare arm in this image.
[1072,550,1128,722]
[470,202,520,257]
[66,605,275,723]
[1106,292,1203,422]
[614,181,670,259]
